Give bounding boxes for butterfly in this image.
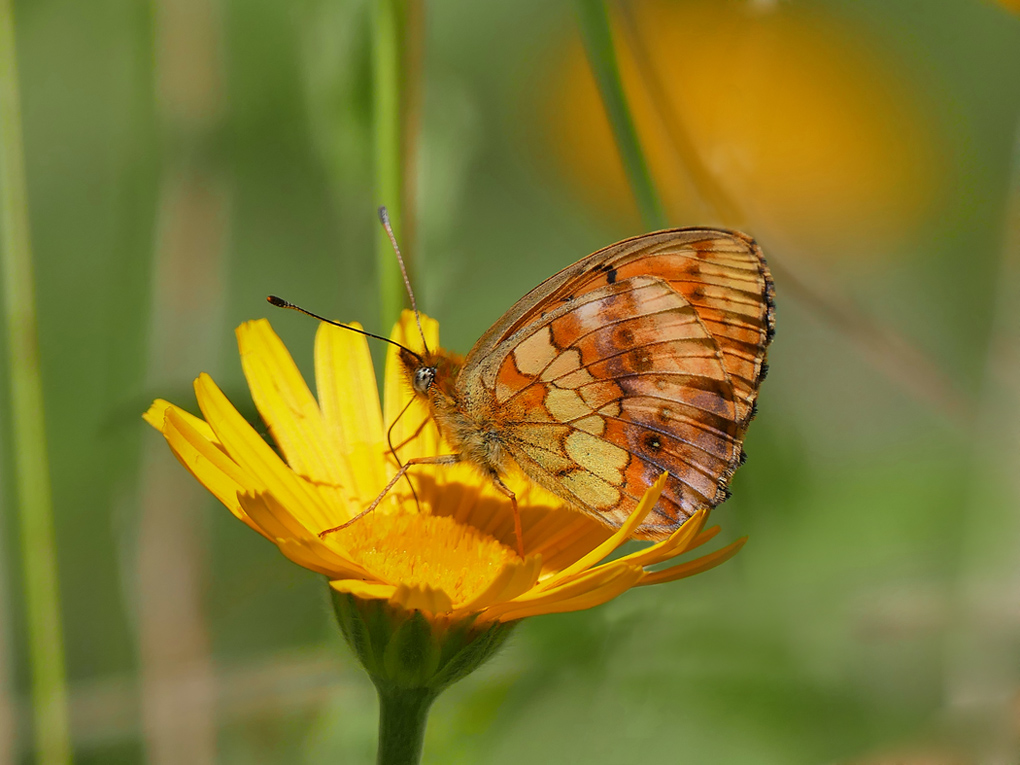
[281,224,774,558]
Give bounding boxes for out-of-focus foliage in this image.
[544,0,944,260]
[0,1,1018,763]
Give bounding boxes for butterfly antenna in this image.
[378,206,430,355]
[266,295,423,363]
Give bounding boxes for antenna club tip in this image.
[267,295,289,308]
[377,206,390,225]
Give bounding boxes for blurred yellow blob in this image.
[544,0,943,259]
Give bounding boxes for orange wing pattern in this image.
[458,228,773,539]
[471,229,774,425]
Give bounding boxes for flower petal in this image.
[688,526,722,551]
[237,491,375,580]
[454,554,544,613]
[639,537,747,586]
[194,373,335,530]
[391,583,454,615]
[484,564,644,622]
[536,472,667,591]
[525,511,614,575]
[330,579,398,602]
[604,510,709,572]
[145,399,220,445]
[383,311,442,462]
[314,322,388,501]
[161,409,267,537]
[237,320,345,487]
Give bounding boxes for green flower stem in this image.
[372,0,409,330]
[576,0,666,230]
[0,1,73,764]
[331,591,517,765]
[374,683,436,765]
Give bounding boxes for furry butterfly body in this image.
[400,227,775,542]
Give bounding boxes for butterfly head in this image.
[400,347,463,402]
[408,356,436,395]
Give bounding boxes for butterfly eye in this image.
[412,366,436,394]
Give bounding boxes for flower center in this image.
[339,513,517,604]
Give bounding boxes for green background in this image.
[2,0,1020,762]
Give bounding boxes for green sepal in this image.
[330,588,517,693]
[383,610,442,687]
[429,616,516,690]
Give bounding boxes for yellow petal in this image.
[145,399,220,445]
[383,310,442,462]
[193,373,334,530]
[537,472,667,591]
[314,321,388,501]
[639,537,747,586]
[688,526,721,551]
[161,409,268,538]
[237,320,344,486]
[454,554,544,613]
[485,564,644,622]
[391,583,454,615]
[526,512,614,575]
[330,579,397,602]
[605,510,709,571]
[237,492,375,580]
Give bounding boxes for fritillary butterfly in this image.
[382,226,775,556]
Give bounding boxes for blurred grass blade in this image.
[944,119,1020,758]
[576,0,666,230]
[373,0,421,330]
[0,1,73,764]
[616,6,745,228]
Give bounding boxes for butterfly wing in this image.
[471,228,774,424]
[458,228,773,538]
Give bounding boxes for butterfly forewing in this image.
[460,270,748,539]
[470,229,774,425]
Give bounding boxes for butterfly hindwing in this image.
[461,273,744,539]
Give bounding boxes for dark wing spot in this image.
[598,262,618,284]
[643,433,663,452]
[688,284,706,301]
[631,348,654,372]
[657,406,673,424]
[616,327,635,346]
[691,239,713,259]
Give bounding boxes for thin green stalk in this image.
[576,0,666,230]
[374,684,435,765]
[372,0,409,330]
[0,2,73,764]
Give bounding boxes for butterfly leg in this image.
[490,475,524,559]
[317,455,460,539]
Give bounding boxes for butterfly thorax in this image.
[399,346,514,479]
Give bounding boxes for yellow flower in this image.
[144,311,744,626]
